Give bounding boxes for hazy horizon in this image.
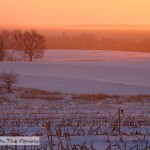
[1,23,150,31]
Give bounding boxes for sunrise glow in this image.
[0,0,150,26]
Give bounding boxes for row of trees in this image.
[46,33,150,52]
[0,30,46,62]
[1,29,150,62]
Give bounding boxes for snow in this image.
[0,49,150,149]
[0,50,150,95]
[0,91,150,149]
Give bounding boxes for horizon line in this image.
[0,23,150,30]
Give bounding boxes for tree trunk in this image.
[0,50,4,61]
[7,83,12,93]
[29,55,33,62]
[0,42,4,62]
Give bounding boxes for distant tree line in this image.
[0,29,150,62]
[0,30,45,62]
[46,33,150,52]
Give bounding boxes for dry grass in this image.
[71,93,150,103]
[125,94,150,102]
[72,93,120,101]
[16,87,61,95]
[16,87,64,100]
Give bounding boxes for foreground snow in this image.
[0,50,150,94]
[0,89,150,149]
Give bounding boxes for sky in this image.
[0,0,150,26]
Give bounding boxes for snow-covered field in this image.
[0,88,150,149]
[0,50,150,94]
[0,50,150,150]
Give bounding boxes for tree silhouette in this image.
[12,30,46,62]
[0,30,11,61]
[0,71,19,93]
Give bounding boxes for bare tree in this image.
[12,30,46,62]
[0,30,11,61]
[0,71,19,93]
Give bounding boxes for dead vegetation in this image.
[15,87,65,100]
[72,93,120,101]
[72,93,150,105]
[0,87,150,149]
[126,94,150,102]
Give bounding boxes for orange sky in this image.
[0,0,150,26]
